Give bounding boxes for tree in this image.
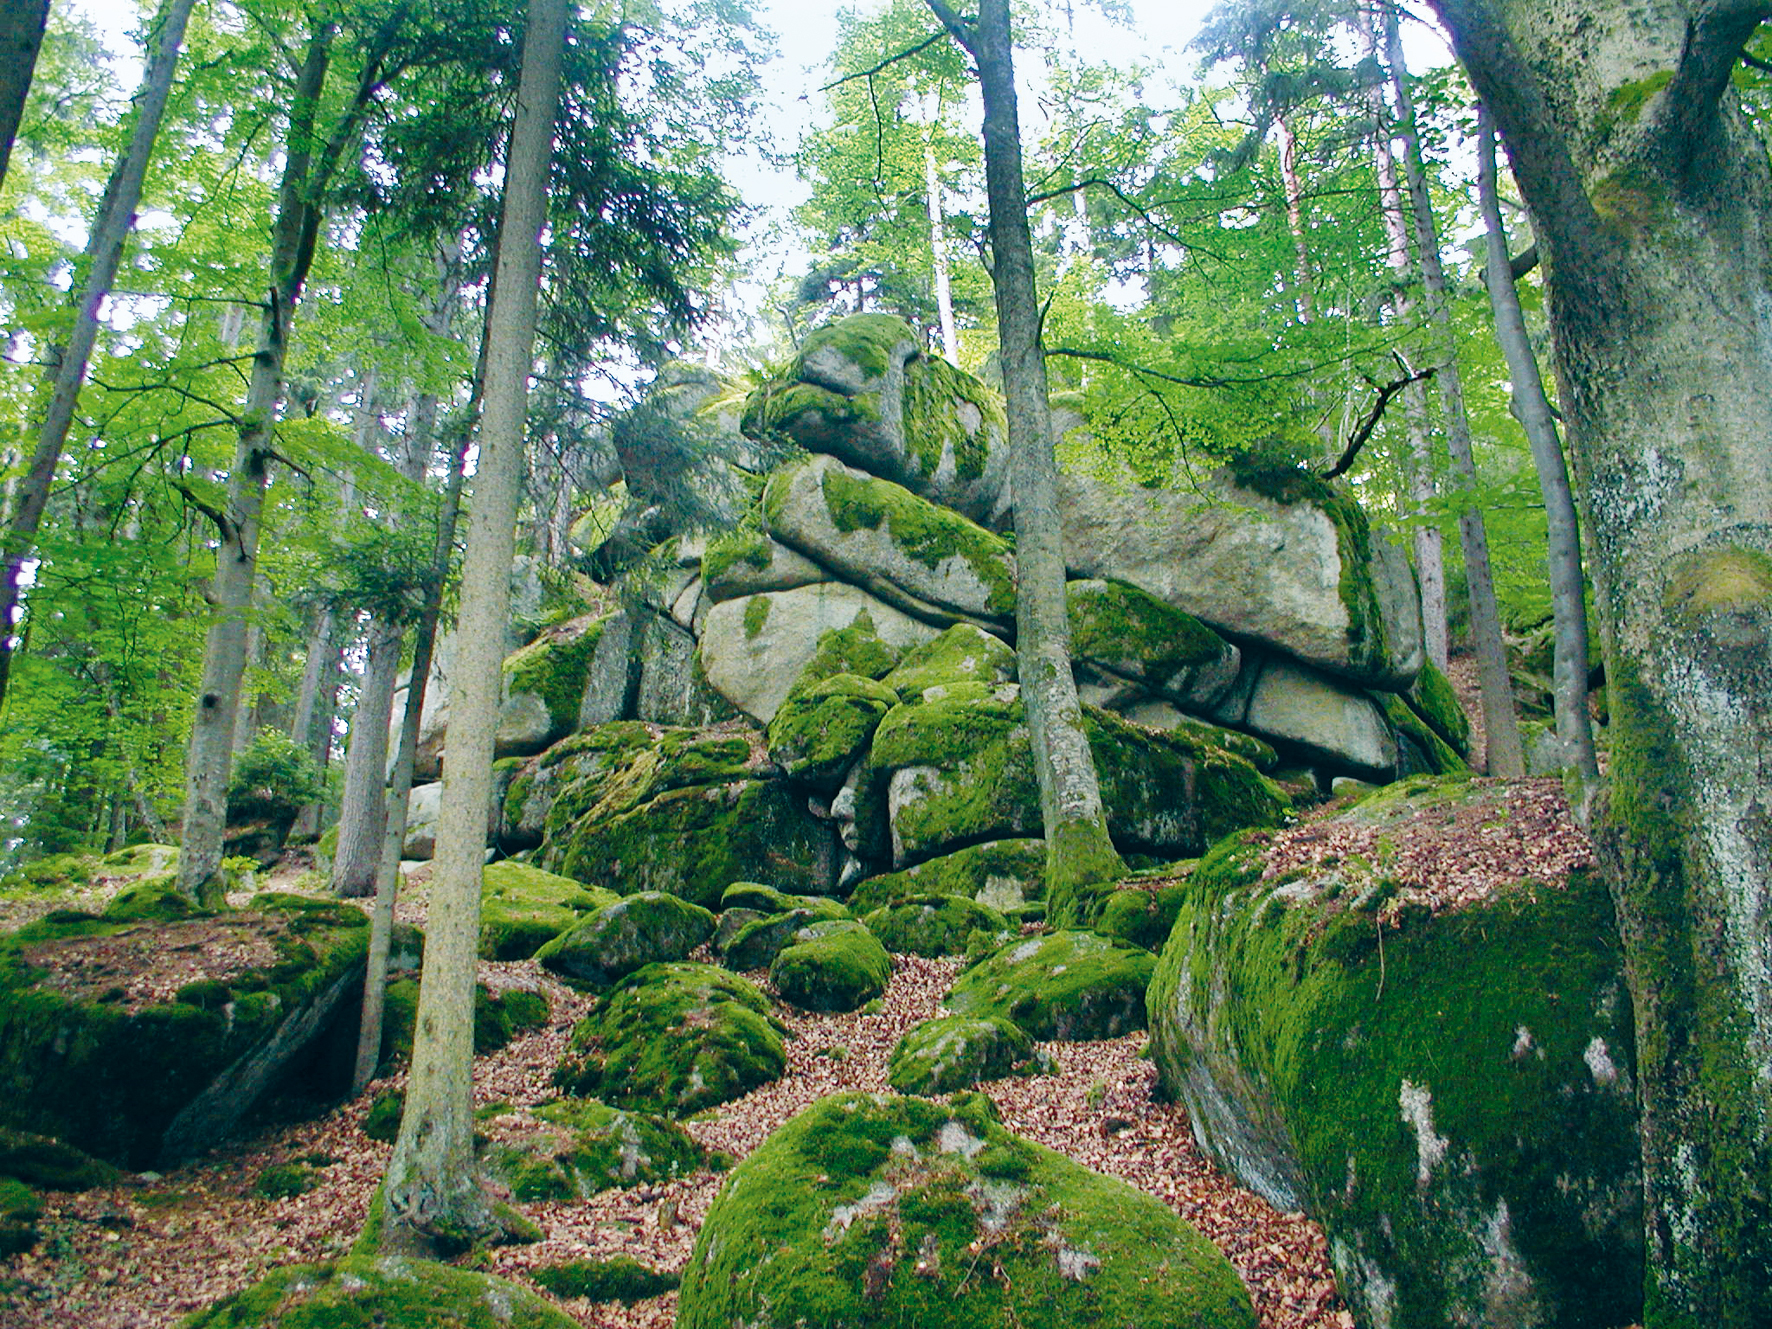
[923,0,1128,898]
[1428,2,1772,1321]
[0,0,49,193]
[378,0,568,1255]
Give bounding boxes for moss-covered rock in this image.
[863,896,1012,958]
[501,611,609,740]
[677,1091,1254,1329]
[478,861,618,960]
[535,891,716,987]
[769,919,892,1012]
[1067,579,1241,708]
[530,1256,680,1303]
[1405,659,1472,758]
[555,962,786,1116]
[177,1255,580,1328]
[484,1098,703,1201]
[0,1176,41,1255]
[100,876,198,923]
[1377,691,1471,777]
[848,839,1047,913]
[880,623,1017,701]
[887,1015,1042,1094]
[947,931,1156,1041]
[764,455,1018,628]
[1147,783,1642,1329]
[0,896,372,1168]
[718,907,840,971]
[720,882,850,918]
[766,673,898,792]
[500,722,661,849]
[0,1125,119,1190]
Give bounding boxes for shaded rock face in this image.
[1147,779,1642,1329]
[0,895,376,1168]
[679,1091,1256,1329]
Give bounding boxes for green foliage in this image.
[226,730,326,826]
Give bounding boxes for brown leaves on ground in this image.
[0,889,1348,1329]
[21,916,282,1014]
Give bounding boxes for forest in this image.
[0,0,1767,1327]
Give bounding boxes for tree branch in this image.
[921,0,976,54]
[1665,3,1772,165]
[1321,363,1437,480]
[819,31,948,91]
[174,482,237,544]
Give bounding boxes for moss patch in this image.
[535,891,717,987]
[881,624,1016,701]
[502,612,608,732]
[887,1015,1042,1094]
[1404,660,1472,757]
[863,896,1012,958]
[486,1099,703,1202]
[902,354,1006,483]
[849,839,1048,913]
[379,980,549,1072]
[769,920,892,1012]
[555,962,786,1116]
[766,673,898,791]
[948,931,1156,1041]
[0,1126,119,1190]
[479,862,618,961]
[1147,811,1642,1329]
[530,1257,680,1303]
[677,1091,1254,1329]
[1066,579,1229,685]
[177,1255,580,1328]
[1662,547,1772,627]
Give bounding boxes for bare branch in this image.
[819,32,948,91]
[1322,364,1437,480]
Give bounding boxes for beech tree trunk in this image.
[1274,114,1317,323]
[1381,2,1523,775]
[924,136,960,364]
[332,616,402,897]
[176,23,336,908]
[923,0,1126,901]
[0,0,198,714]
[1475,107,1601,797]
[0,0,48,195]
[378,0,567,1256]
[1430,3,1772,1321]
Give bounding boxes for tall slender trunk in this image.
[1381,2,1523,776]
[924,0,1126,901]
[379,0,567,1255]
[288,603,336,839]
[924,136,959,364]
[0,0,49,195]
[1274,113,1317,323]
[354,425,469,1095]
[332,617,402,896]
[230,595,264,757]
[1475,108,1600,796]
[0,0,198,713]
[1362,15,1447,671]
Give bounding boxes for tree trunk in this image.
[175,21,336,908]
[0,0,48,195]
[378,0,567,1256]
[924,0,1126,902]
[924,137,960,365]
[1274,113,1317,324]
[1430,3,1772,1321]
[1475,107,1601,798]
[332,616,402,897]
[1381,2,1523,776]
[1362,14,1448,671]
[0,0,198,714]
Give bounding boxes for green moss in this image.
[849,840,1047,913]
[488,1100,703,1201]
[177,1255,580,1328]
[1662,547,1772,626]
[902,354,1006,483]
[766,673,898,789]
[744,382,877,450]
[796,312,917,382]
[720,883,848,917]
[479,861,617,961]
[98,877,197,922]
[887,1015,1040,1093]
[881,624,1016,701]
[535,891,717,987]
[555,962,786,1116]
[362,1091,402,1143]
[530,1256,680,1302]
[1090,876,1194,951]
[0,852,101,895]
[0,1126,119,1190]
[1066,580,1228,683]
[0,901,370,1168]
[0,1176,39,1255]
[253,1162,320,1199]
[677,1091,1254,1329]
[702,527,774,584]
[1148,809,1643,1329]
[502,613,608,732]
[378,981,549,1072]
[1379,693,1471,776]
[743,594,771,639]
[863,896,1011,958]
[791,611,904,687]
[770,920,892,1012]
[1405,659,1472,757]
[718,907,838,970]
[1606,70,1674,124]
[818,465,1017,616]
[948,931,1156,1041]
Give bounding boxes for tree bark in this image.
[923,0,1126,902]
[1381,2,1523,775]
[175,21,336,908]
[0,0,48,195]
[1274,113,1317,324]
[378,0,567,1257]
[1430,2,1772,1321]
[924,136,960,364]
[0,0,198,714]
[332,616,402,897]
[1475,106,1601,798]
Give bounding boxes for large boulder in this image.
[536,890,717,986]
[947,930,1157,1041]
[483,1098,703,1201]
[763,454,1018,630]
[699,585,938,724]
[701,528,827,602]
[766,672,898,793]
[180,1256,579,1329]
[1066,578,1241,709]
[863,895,1013,958]
[1147,778,1642,1329]
[677,1091,1255,1329]
[496,611,611,757]
[740,313,1012,527]
[879,621,1017,701]
[847,838,1047,914]
[769,919,892,1012]
[1213,656,1401,779]
[0,894,375,1168]
[478,861,617,960]
[499,721,670,851]
[555,962,787,1116]
[1060,461,1424,689]
[888,1014,1041,1094]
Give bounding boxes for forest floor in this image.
[0,864,1350,1329]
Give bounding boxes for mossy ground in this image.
[1148,819,1643,1329]
[176,1255,579,1328]
[676,1091,1255,1329]
[554,962,787,1116]
[947,931,1156,1041]
[769,920,892,1012]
